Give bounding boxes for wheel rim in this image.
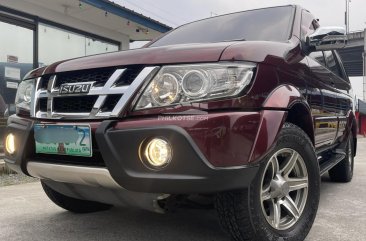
[260,148,309,230]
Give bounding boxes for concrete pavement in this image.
[0,138,365,241]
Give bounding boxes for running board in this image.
[319,153,346,176]
[316,143,338,155]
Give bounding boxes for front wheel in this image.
[216,123,320,241]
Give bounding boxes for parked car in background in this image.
[4,5,356,241]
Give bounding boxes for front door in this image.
[306,51,339,149]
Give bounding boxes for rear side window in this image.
[323,51,343,78]
[309,51,325,66]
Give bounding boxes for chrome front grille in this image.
[31,66,159,119]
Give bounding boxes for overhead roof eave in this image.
[80,0,172,33]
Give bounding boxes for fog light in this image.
[5,133,16,154]
[144,138,172,168]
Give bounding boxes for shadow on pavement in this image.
[7,207,227,241]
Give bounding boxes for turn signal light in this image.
[5,133,16,154]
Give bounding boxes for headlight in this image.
[151,73,180,106]
[135,63,255,110]
[15,79,35,112]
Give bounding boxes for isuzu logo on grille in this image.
[59,82,93,95]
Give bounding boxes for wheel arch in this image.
[339,110,358,156]
[263,84,315,145]
[286,102,315,145]
[250,85,315,163]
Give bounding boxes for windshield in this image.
[150,6,295,47]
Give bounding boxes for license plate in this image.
[34,124,92,157]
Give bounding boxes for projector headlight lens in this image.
[182,70,210,98]
[151,73,180,106]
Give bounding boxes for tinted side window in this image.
[323,51,343,78]
[309,51,325,66]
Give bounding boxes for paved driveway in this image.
[0,138,365,241]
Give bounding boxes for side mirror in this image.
[306,26,347,51]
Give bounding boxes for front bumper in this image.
[4,114,260,194]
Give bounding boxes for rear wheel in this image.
[41,181,112,213]
[215,123,320,241]
[329,138,354,182]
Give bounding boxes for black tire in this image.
[215,123,320,241]
[41,181,112,213]
[329,138,354,182]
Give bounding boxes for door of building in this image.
[0,10,36,148]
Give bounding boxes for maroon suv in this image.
[4,5,357,241]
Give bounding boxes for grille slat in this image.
[54,96,98,113]
[55,69,115,87]
[115,67,144,87]
[101,95,123,112]
[40,78,49,90]
[39,98,47,112]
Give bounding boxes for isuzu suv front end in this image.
[6,61,260,193]
[4,5,357,241]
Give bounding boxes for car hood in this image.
[29,42,235,77]
[26,40,300,78]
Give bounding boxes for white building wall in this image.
[1,0,130,50]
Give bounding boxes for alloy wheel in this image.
[260,148,309,230]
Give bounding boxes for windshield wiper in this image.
[222,38,246,42]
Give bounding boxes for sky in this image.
[114,0,366,30]
[114,0,365,99]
